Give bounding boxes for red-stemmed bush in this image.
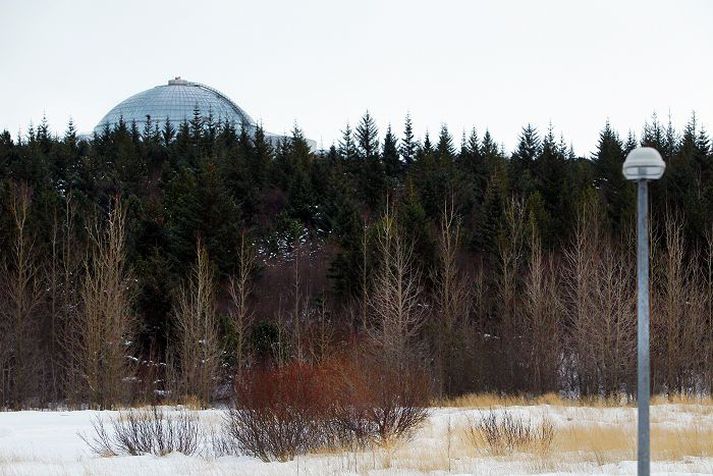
[226,362,336,461]
[224,350,430,461]
[328,354,430,446]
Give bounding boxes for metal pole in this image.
[637,179,650,476]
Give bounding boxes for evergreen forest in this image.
[1,109,712,409]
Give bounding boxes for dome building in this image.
[94,77,311,147]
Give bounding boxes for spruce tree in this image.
[641,112,666,153]
[534,126,568,246]
[162,117,176,146]
[421,131,433,157]
[355,111,379,161]
[382,124,401,180]
[510,124,540,198]
[592,121,632,232]
[355,112,385,209]
[436,124,455,162]
[189,105,203,146]
[460,128,488,209]
[337,123,357,161]
[399,113,417,166]
[669,114,704,239]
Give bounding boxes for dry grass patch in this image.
[438,392,630,409]
[652,424,713,460]
[650,394,713,405]
[555,421,713,464]
[556,423,635,464]
[440,392,713,409]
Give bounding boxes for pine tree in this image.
[669,114,705,238]
[64,119,77,147]
[458,128,489,216]
[189,105,203,145]
[251,124,272,188]
[436,124,455,162]
[421,131,433,157]
[353,112,386,209]
[592,121,632,232]
[663,112,678,161]
[355,111,379,161]
[337,123,357,161]
[162,117,176,146]
[476,163,507,253]
[481,130,500,165]
[382,124,401,180]
[142,115,154,142]
[510,124,540,198]
[642,112,666,153]
[399,113,417,166]
[624,130,637,156]
[534,125,568,246]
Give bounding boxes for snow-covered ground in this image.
[1,404,712,475]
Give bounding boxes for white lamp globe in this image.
[623,147,666,181]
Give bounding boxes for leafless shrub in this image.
[224,363,333,462]
[465,409,555,456]
[208,424,241,457]
[222,353,430,462]
[330,354,430,447]
[81,406,202,456]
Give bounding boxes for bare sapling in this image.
[0,182,43,408]
[172,238,221,406]
[228,231,256,378]
[71,198,135,408]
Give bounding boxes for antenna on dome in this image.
[168,76,188,85]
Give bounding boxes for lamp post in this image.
[622,147,666,476]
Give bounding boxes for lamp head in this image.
[623,147,665,181]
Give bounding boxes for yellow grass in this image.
[313,397,713,474]
[447,402,713,472]
[554,422,713,463]
[650,393,713,405]
[437,392,629,408]
[439,392,713,409]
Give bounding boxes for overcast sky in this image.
[1,0,711,155]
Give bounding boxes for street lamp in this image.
[622,147,665,476]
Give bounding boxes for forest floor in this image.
[1,397,713,475]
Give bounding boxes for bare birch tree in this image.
[522,224,561,393]
[564,197,636,397]
[228,232,256,376]
[71,199,135,408]
[652,213,706,395]
[0,183,43,408]
[496,198,526,391]
[704,226,713,392]
[367,204,426,370]
[292,233,306,363]
[432,198,471,396]
[172,238,221,406]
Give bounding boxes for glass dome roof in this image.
[94,77,255,134]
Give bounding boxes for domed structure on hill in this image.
[94,77,310,147]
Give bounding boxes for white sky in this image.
[1,0,711,155]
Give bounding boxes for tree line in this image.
[0,109,711,409]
